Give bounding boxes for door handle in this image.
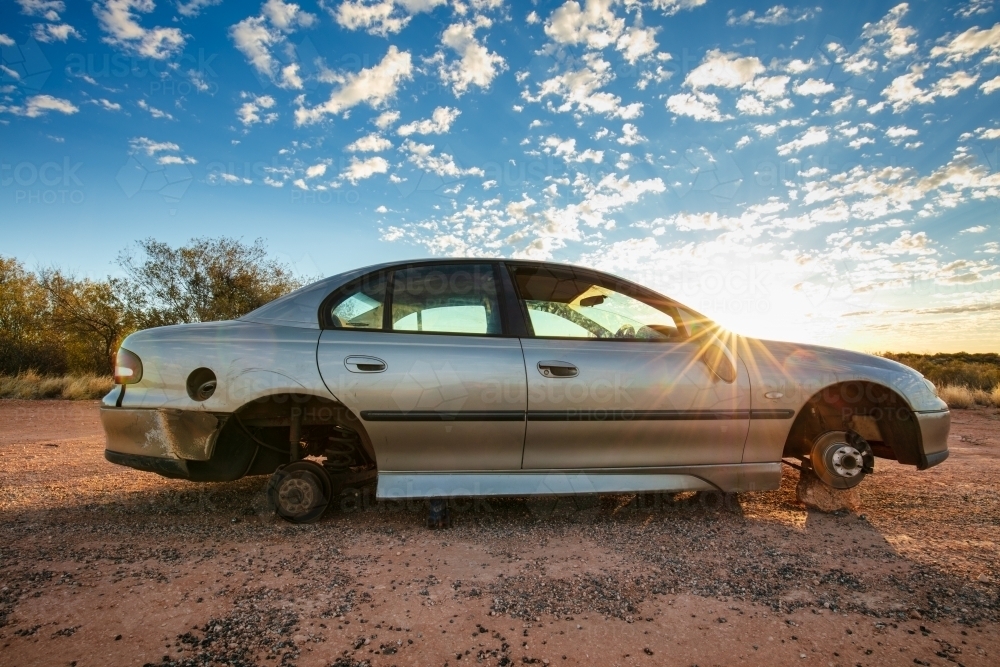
[537,360,578,378]
[344,355,387,373]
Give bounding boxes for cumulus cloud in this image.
[237,93,277,126]
[330,0,447,37]
[373,109,401,128]
[524,52,633,117]
[94,0,187,59]
[137,99,174,120]
[177,0,222,17]
[685,49,765,89]
[882,65,979,111]
[230,0,316,89]
[402,139,485,177]
[777,126,829,155]
[18,0,82,43]
[429,16,506,96]
[544,0,624,49]
[616,25,659,64]
[397,106,460,135]
[3,94,79,118]
[346,133,392,151]
[666,91,726,121]
[930,23,1000,63]
[128,136,196,164]
[726,4,821,27]
[793,78,835,96]
[295,46,413,125]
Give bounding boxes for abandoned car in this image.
[101,259,950,522]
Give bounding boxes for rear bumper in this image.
[100,406,224,464]
[915,409,950,470]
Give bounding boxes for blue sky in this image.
[1,0,998,352]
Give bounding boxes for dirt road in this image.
[1,400,998,667]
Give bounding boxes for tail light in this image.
[114,348,143,384]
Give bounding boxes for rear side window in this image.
[390,264,502,335]
[510,264,684,341]
[328,273,386,329]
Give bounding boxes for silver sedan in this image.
[101,259,950,522]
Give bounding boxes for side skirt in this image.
[376,463,781,499]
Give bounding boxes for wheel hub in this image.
[278,477,315,514]
[830,444,863,478]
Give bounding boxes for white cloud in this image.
[885,125,918,144]
[237,93,277,125]
[726,5,821,27]
[177,0,223,17]
[32,23,81,42]
[544,0,624,50]
[930,23,1000,63]
[793,78,835,96]
[18,1,82,42]
[617,123,645,145]
[616,25,658,64]
[882,65,979,111]
[685,49,765,89]
[777,126,829,155]
[784,58,814,74]
[137,99,174,120]
[295,46,413,125]
[92,98,122,111]
[374,109,400,128]
[860,2,917,60]
[961,225,988,233]
[978,127,1000,139]
[346,132,392,151]
[524,52,631,117]
[981,76,1000,94]
[0,34,15,47]
[5,94,79,118]
[429,16,506,96]
[666,91,726,121]
[397,106,460,135]
[402,139,485,177]
[128,136,196,164]
[305,163,327,178]
[331,0,447,37]
[94,0,187,59]
[650,0,708,16]
[230,0,316,89]
[541,135,604,163]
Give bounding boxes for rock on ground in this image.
[796,467,861,512]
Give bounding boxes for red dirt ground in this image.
[1,399,998,667]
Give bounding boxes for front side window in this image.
[328,273,386,329]
[390,264,502,335]
[510,265,684,341]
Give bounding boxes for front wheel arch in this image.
[782,381,923,466]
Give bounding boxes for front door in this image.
[509,263,751,469]
[317,263,527,472]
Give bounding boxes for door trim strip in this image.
[360,410,526,422]
[359,409,794,422]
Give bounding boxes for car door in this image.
[316,262,527,472]
[510,263,751,469]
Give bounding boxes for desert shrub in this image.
[0,371,114,400]
[881,352,1000,391]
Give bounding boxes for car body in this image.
[101,259,950,508]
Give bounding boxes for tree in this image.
[116,237,304,325]
[0,256,65,375]
[38,271,146,375]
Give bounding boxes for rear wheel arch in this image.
[189,392,377,482]
[782,381,923,466]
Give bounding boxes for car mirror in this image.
[579,295,605,307]
[699,334,737,383]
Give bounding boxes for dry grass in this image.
[936,383,1000,409]
[0,371,113,400]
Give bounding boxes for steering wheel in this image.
[614,324,635,339]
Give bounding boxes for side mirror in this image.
[699,334,737,383]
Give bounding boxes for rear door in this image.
[509,263,751,469]
[316,263,527,472]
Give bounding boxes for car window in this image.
[390,264,502,335]
[510,265,684,341]
[328,273,386,329]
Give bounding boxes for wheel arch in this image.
[781,380,923,466]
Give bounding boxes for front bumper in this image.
[915,409,950,470]
[101,406,224,466]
